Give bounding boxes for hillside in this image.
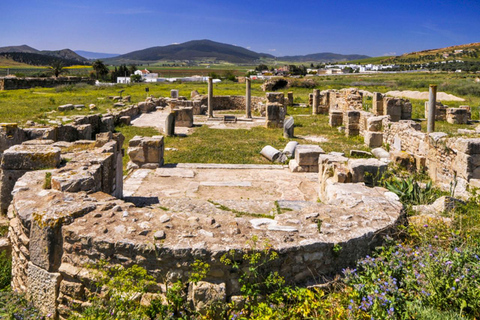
[383,42,480,64]
[106,39,274,64]
[278,52,370,63]
[75,50,120,59]
[0,56,35,67]
[0,45,87,66]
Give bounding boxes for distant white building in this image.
[117,77,131,84]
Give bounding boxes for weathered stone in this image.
[283,141,298,158]
[371,148,390,160]
[295,144,325,166]
[260,145,286,163]
[188,281,226,315]
[366,116,384,132]
[329,111,343,127]
[174,107,194,127]
[348,158,388,184]
[364,131,383,148]
[1,145,61,170]
[127,136,164,167]
[58,104,74,112]
[283,116,294,138]
[27,262,61,317]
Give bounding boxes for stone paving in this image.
[131,109,266,135]
[124,164,319,215]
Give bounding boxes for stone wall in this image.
[8,157,403,319]
[0,77,95,91]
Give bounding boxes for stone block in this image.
[401,102,412,120]
[372,148,390,160]
[100,116,115,133]
[57,124,79,142]
[266,92,284,105]
[27,262,61,317]
[29,222,63,271]
[446,108,469,124]
[348,158,388,184]
[390,150,414,170]
[174,107,194,127]
[1,145,61,170]
[384,99,402,122]
[58,104,74,112]
[188,281,226,315]
[295,144,324,166]
[329,111,343,127]
[367,116,384,132]
[171,89,179,99]
[454,138,480,155]
[364,131,383,148]
[119,116,131,126]
[75,124,92,140]
[127,136,164,167]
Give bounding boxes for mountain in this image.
[0,45,88,66]
[277,52,371,63]
[75,50,120,60]
[41,49,88,62]
[107,39,274,64]
[0,45,40,54]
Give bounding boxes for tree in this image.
[92,60,109,80]
[130,74,143,82]
[128,64,137,74]
[49,60,68,77]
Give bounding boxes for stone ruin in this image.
[0,84,407,319]
[2,80,479,318]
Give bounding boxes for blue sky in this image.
[0,0,478,57]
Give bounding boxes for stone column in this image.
[427,85,437,133]
[246,78,252,118]
[312,89,320,115]
[207,77,213,118]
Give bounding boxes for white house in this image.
[117,77,131,84]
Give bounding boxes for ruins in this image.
[1,78,479,318]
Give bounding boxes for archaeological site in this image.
[1,77,480,319]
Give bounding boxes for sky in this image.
[0,0,479,57]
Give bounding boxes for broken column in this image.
[283,116,294,138]
[312,89,320,115]
[208,77,213,118]
[372,92,384,115]
[344,110,360,137]
[427,85,437,133]
[171,89,179,99]
[265,103,284,128]
[165,112,175,137]
[329,110,343,127]
[246,78,252,118]
[287,92,294,106]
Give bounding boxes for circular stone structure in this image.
[8,164,404,318]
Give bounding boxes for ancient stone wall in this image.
[0,77,95,91]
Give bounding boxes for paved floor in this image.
[123,164,319,215]
[131,109,267,135]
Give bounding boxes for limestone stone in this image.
[100,116,115,133]
[127,136,164,167]
[1,145,61,170]
[371,148,390,160]
[390,150,414,170]
[329,111,343,127]
[348,158,388,184]
[454,138,480,155]
[188,281,226,315]
[364,131,383,148]
[27,262,61,317]
[366,116,384,132]
[119,116,131,126]
[446,108,469,124]
[58,104,74,112]
[295,144,325,166]
[174,107,194,127]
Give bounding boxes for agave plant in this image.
[385,177,437,206]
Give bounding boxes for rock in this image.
[348,158,388,184]
[58,104,74,112]
[113,102,125,108]
[372,148,390,160]
[159,214,170,223]
[350,150,373,158]
[89,104,97,110]
[295,144,325,166]
[188,281,226,315]
[191,90,200,98]
[74,104,85,110]
[154,230,166,240]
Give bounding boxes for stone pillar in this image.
[372,92,384,115]
[246,78,252,118]
[207,77,213,118]
[427,85,437,133]
[287,92,294,106]
[165,112,175,137]
[312,89,320,115]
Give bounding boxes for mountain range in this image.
[0,40,372,65]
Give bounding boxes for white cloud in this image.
[269,49,276,52]
[382,52,397,56]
